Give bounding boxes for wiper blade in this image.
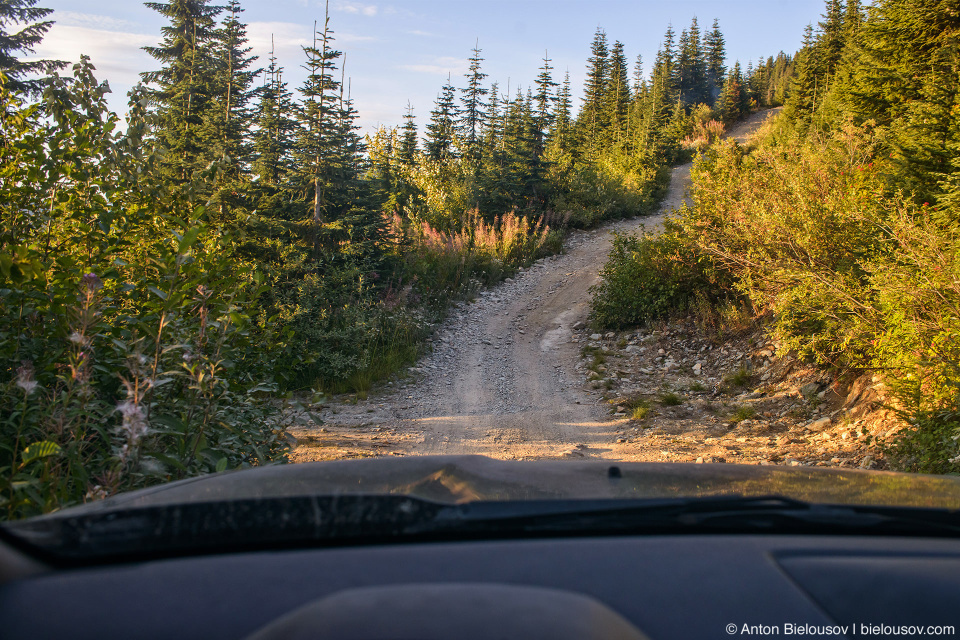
[1,495,447,565]
[421,495,960,537]
[3,495,958,566]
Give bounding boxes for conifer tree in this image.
[500,88,537,207]
[843,0,863,41]
[704,18,726,105]
[399,101,418,165]
[330,71,386,260]
[204,0,260,220]
[632,54,645,95]
[290,15,343,235]
[676,18,707,106]
[142,0,224,187]
[459,42,488,163]
[425,74,457,162]
[661,24,677,88]
[719,61,745,124]
[785,23,818,124]
[844,0,960,202]
[817,0,845,80]
[252,37,296,196]
[482,81,502,160]
[605,40,631,145]
[0,0,65,95]
[551,71,572,152]
[628,54,647,148]
[532,51,557,158]
[578,27,609,149]
[638,41,675,162]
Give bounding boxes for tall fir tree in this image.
[399,101,418,165]
[291,15,343,237]
[578,27,609,150]
[676,16,707,106]
[0,0,65,95]
[204,0,260,220]
[425,74,458,162]
[785,23,819,125]
[459,42,488,164]
[844,0,960,203]
[605,40,631,145]
[142,0,224,189]
[482,81,502,160]
[550,71,572,153]
[532,51,557,159]
[719,61,745,124]
[817,0,846,81]
[660,24,677,88]
[704,18,726,105]
[252,36,296,198]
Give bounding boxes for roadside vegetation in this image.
[591,0,960,473]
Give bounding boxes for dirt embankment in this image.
[287,109,894,468]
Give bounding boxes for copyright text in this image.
[726,623,956,636]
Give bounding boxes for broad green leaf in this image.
[21,441,61,465]
[147,285,168,300]
[215,457,228,473]
[178,226,201,254]
[152,453,186,471]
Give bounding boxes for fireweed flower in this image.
[82,272,102,292]
[116,400,148,464]
[15,362,38,395]
[69,331,91,346]
[116,377,149,464]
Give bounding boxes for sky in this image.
[30,0,827,134]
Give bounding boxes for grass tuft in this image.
[659,392,684,406]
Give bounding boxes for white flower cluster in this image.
[116,400,149,464]
[15,364,38,395]
[116,376,151,465]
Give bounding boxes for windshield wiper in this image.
[3,495,959,566]
[423,495,960,536]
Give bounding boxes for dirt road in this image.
[290,109,789,462]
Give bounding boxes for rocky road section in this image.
[570,322,896,469]
[288,109,894,468]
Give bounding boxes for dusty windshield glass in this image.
[2,0,959,526]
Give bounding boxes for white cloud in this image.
[53,11,143,33]
[400,56,468,76]
[30,24,156,90]
[332,1,378,17]
[247,21,375,64]
[407,29,436,38]
[247,21,313,62]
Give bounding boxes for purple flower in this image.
[82,272,103,292]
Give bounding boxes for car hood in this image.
[55,456,960,515]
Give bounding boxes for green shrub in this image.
[883,407,960,475]
[548,151,668,228]
[0,64,288,520]
[590,222,734,329]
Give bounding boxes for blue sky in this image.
[33,0,826,133]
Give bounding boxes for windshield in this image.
[2,0,959,532]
